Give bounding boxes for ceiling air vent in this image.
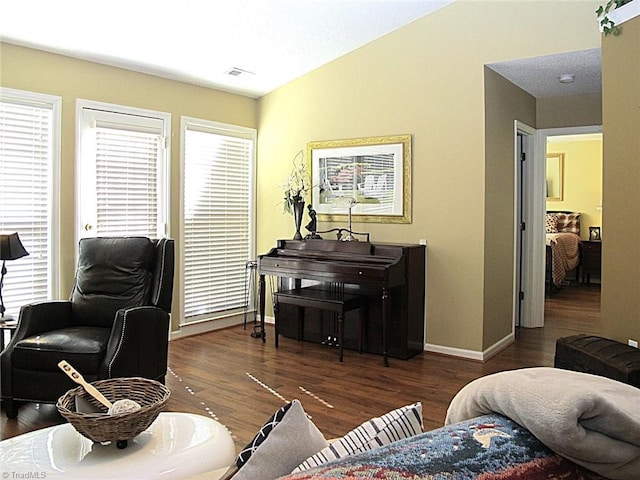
[226,67,255,77]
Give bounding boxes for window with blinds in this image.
[77,102,169,239]
[0,88,61,318]
[181,118,256,323]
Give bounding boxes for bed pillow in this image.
[292,402,423,473]
[556,212,580,234]
[545,214,559,233]
[233,399,328,480]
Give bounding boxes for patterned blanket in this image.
[546,232,580,287]
[278,413,605,479]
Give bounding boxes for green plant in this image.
[282,150,310,215]
[597,0,633,36]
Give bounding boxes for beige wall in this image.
[601,15,640,344]
[4,0,627,354]
[537,93,603,129]
[258,0,601,354]
[547,138,603,240]
[483,68,536,348]
[0,43,257,330]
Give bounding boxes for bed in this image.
[545,211,581,294]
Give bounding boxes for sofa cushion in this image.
[12,326,110,373]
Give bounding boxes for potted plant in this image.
[597,0,637,35]
[282,150,310,239]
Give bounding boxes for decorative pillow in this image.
[236,401,293,468]
[292,402,423,473]
[545,214,559,233]
[556,212,581,234]
[233,399,328,480]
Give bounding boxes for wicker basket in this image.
[57,377,171,446]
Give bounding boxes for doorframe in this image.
[516,124,603,331]
[514,121,544,330]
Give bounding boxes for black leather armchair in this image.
[1,237,174,419]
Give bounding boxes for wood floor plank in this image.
[1,284,601,449]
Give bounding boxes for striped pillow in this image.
[292,402,423,473]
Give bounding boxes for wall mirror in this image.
[308,135,411,223]
[546,153,564,201]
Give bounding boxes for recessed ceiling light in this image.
[558,74,575,84]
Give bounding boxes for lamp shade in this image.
[0,233,29,261]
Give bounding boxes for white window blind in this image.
[94,127,161,235]
[0,89,60,318]
[182,118,255,323]
[78,103,169,239]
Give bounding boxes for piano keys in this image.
[257,239,425,364]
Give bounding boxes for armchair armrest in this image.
[100,306,170,380]
[11,301,73,344]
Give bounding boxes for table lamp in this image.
[0,232,29,320]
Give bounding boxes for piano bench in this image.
[273,287,367,362]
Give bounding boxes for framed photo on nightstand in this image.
[589,226,601,241]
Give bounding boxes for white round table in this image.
[0,412,236,479]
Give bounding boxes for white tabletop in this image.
[0,412,236,479]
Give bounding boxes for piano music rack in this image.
[315,228,370,242]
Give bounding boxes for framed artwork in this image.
[546,153,564,201]
[307,135,411,224]
[589,226,601,241]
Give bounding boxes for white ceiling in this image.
[0,0,454,98]
[0,0,600,99]
[487,49,602,99]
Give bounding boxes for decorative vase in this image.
[292,200,305,240]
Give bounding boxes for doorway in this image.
[517,125,602,331]
[542,128,603,325]
[514,121,544,331]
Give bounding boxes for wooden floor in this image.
[1,284,601,449]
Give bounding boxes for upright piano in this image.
[257,239,425,364]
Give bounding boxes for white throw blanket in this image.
[445,367,640,480]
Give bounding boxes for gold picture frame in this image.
[546,153,564,201]
[307,135,412,224]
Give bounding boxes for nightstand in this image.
[581,240,601,285]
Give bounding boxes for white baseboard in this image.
[424,332,514,362]
[171,316,514,363]
[482,333,515,361]
[170,314,274,341]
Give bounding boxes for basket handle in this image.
[58,360,113,409]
